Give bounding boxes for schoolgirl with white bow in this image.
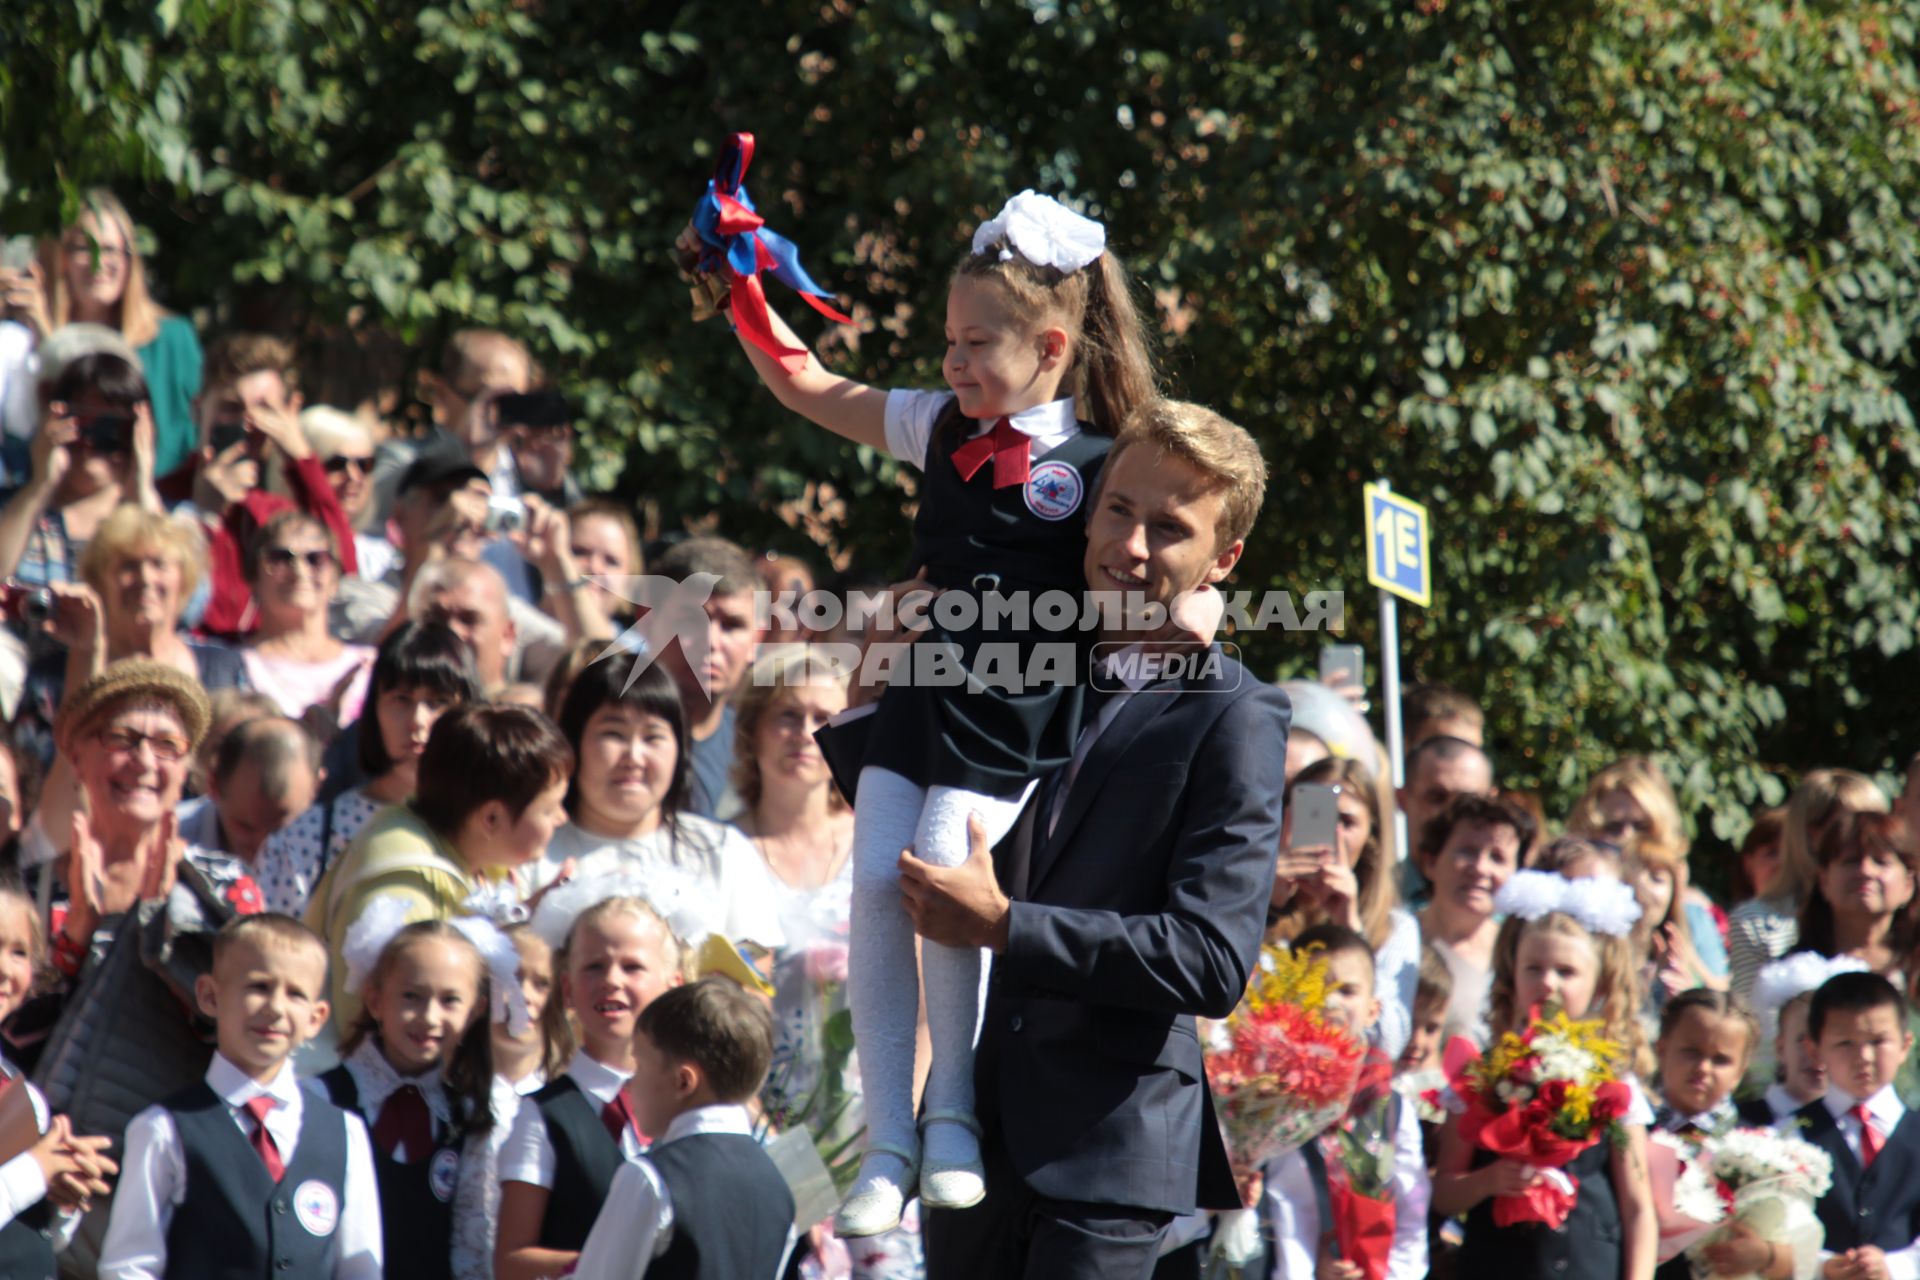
[1432,870,1659,1280]
[686,188,1166,1236]
[494,874,695,1280]
[1750,953,1870,1126]
[313,905,511,1280]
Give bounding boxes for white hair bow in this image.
[1752,952,1871,1046]
[971,190,1106,272]
[1493,869,1642,937]
[529,869,711,954]
[340,896,417,999]
[448,915,533,1038]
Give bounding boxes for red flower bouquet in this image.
[1206,945,1366,1189]
[1322,1055,1401,1280]
[1443,1007,1633,1229]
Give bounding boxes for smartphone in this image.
[0,237,33,273]
[1320,643,1364,690]
[493,391,572,431]
[74,413,134,455]
[209,419,249,453]
[1289,782,1342,852]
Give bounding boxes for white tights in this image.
[846,766,1034,1196]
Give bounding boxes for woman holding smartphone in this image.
[1268,755,1422,1059]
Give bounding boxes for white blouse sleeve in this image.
[881,389,954,470]
[1371,909,1422,1063]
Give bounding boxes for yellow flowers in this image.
[1240,942,1334,1024]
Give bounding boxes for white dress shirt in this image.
[1264,1092,1431,1280]
[98,1053,382,1279]
[1657,1099,1739,1135]
[569,1103,795,1280]
[1765,1081,1807,1124]
[497,1050,645,1188]
[0,1065,79,1251]
[881,389,1081,471]
[1815,1084,1920,1280]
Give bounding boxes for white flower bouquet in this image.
[1657,1127,1831,1280]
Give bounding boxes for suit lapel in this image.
[1027,674,1185,896]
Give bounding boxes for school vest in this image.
[531,1075,625,1251]
[320,1065,459,1280]
[1458,1138,1620,1280]
[648,1133,793,1280]
[161,1081,349,1280]
[911,405,1111,594]
[1796,1100,1920,1253]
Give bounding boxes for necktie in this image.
[951,418,1031,488]
[370,1084,436,1164]
[243,1096,285,1183]
[1853,1103,1884,1168]
[601,1088,640,1147]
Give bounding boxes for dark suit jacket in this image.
[978,648,1290,1216]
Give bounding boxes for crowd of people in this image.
[0,182,1898,1280]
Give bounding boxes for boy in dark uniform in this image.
[569,978,795,1280]
[98,914,383,1278]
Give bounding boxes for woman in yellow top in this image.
[307,701,573,1031]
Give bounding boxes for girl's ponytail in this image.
[1076,251,1159,432]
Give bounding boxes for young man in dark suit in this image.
[898,399,1292,1280]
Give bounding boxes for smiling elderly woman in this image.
[21,660,262,1268]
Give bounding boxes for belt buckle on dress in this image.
[971,572,1002,593]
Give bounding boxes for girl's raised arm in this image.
[677,224,890,452]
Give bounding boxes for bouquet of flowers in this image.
[1205,944,1367,1182]
[1321,1055,1401,1280]
[1442,1006,1634,1228]
[1655,1127,1830,1280]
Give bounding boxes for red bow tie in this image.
[951,418,1032,488]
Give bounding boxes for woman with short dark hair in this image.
[253,621,480,915]
[307,700,573,1032]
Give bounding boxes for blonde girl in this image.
[1433,870,1655,1280]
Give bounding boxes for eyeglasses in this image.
[97,728,189,762]
[261,547,336,575]
[63,241,130,263]
[323,454,371,476]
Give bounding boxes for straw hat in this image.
[55,659,212,757]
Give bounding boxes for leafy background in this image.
[7,0,1919,875]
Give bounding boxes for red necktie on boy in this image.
[951,418,1032,488]
[243,1096,285,1182]
[602,1088,641,1147]
[371,1085,435,1164]
[1852,1102,1884,1168]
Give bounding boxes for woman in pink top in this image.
[240,509,373,730]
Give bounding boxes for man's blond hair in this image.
[1109,399,1267,551]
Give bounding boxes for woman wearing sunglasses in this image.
[239,510,374,728]
[292,405,396,583]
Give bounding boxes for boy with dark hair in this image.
[1799,971,1920,1280]
[99,913,382,1278]
[569,978,795,1280]
[1262,924,1430,1280]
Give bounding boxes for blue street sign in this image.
[1364,482,1432,608]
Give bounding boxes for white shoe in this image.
[833,1144,917,1238]
[918,1110,986,1211]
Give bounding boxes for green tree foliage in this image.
[5,0,1918,853]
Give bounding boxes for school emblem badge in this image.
[430,1147,461,1202]
[293,1179,339,1236]
[1024,460,1083,521]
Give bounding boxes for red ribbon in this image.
[950,418,1032,487]
[1328,1181,1396,1280]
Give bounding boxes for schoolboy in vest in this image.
[1265,925,1431,1280]
[98,914,383,1279]
[1795,971,1920,1280]
[568,978,795,1280]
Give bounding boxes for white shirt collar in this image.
[207,1052,303,1111]
[346,1038,452,1130]
[1766,1082,1806,1122]
[1664,1100,1736,1133]
[566,1049,633,1107]
[1825,1082,1904,1129]
[656,1103,754,1146]
[966,397,1079,450]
